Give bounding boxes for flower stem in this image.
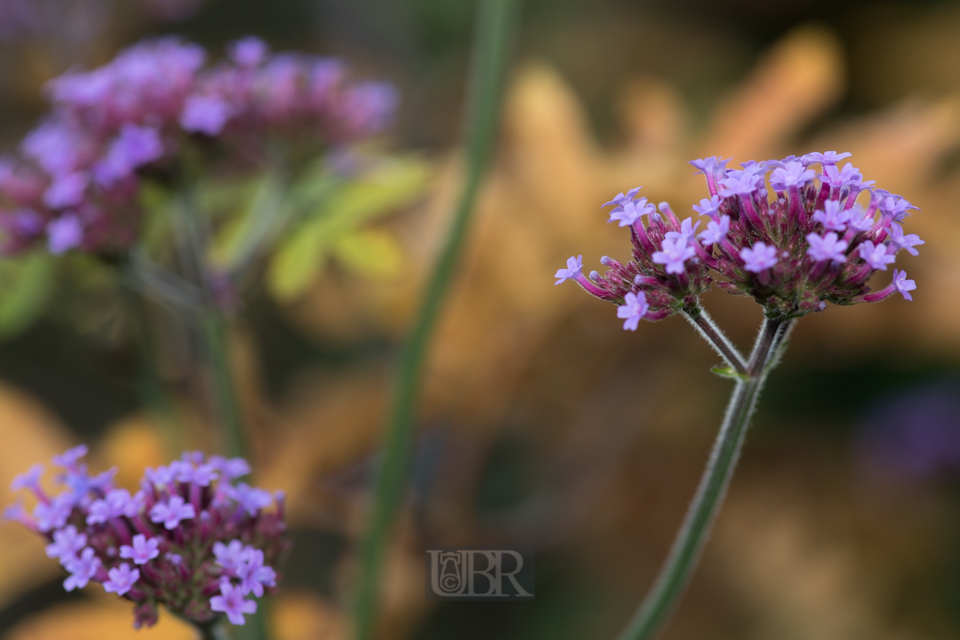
[349,2,518,639]
[616,316,791,640]
[196,621,231,640]
[199,310,246,459]
[169,192,263,640]
[683,306,748,375]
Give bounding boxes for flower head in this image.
[558,151,923,325]
[0,36,398,257]
[5,447,288,629]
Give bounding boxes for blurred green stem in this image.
[196,621,231,640]
[169,190,249,459]
[198,310,246,459]
[170,192,264,640]
[350,1,518,639]
[617,315,793,640]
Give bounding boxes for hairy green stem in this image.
[616,316,792,640]
[683,306,748,375]
[350,2,518,639]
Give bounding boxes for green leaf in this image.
[0,253,55,339]
[307,155,430,230]
[266,223,329,302]
[210,173,288,270]
[710,366,750,382]
[267,155,430,301]
[333,229,404,279]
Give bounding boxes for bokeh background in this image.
[1,0,960,638]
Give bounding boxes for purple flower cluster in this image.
[4,446,288,629]
[0,36,398,256]
[555,152,924,327]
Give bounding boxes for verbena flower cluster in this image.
[4,446,288,629]
[555,152,924,329]
[0,36,397,256]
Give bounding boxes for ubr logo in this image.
[425,547,535,600]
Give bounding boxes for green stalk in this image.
[169,192,264,640]
[170,190,249,460]
[350,2,518,638]
[199,310,246,459]
[196,621,232,640]
[616,316,792,640]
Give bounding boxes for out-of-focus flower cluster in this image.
[0,0,203,42]
[3,445,288,629]
[0,35,398,256]
[556,152,924,328]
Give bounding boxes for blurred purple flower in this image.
[5,447,288,628]
[0,36,398,257]
[856,380,960,481]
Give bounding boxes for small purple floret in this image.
[858,241,895,271]
[63,547,101,591]
[652,236,696,275]
[45,525,87,561]
[893,269,916,301]
[812,200,849,231]
[210,581,258,625]
[11,464,44,492]
[616,292,648,331]
[554,255,584,286]
[740,242,778,273]
[180,95,233,136]
[149,495,196,530]
[104,562,140,596]
[119,534,160,565]
[46,215,83,254]
[887,224,924,256]
[699,215,730,246]
[806,232,848,264]
[692,195,722,218]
